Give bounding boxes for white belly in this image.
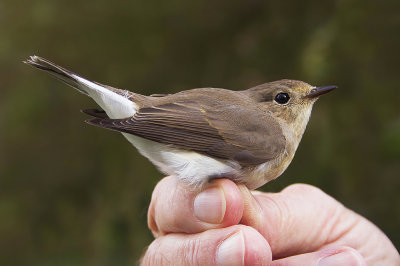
[122,133,240,188]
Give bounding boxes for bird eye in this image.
[274,93,290,104]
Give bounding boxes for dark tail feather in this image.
[24,55,89,95]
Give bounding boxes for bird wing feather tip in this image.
[81,108,109,119]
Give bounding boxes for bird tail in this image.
[24,55,138,119]
[24,55,91,95]
[24,55,132,98]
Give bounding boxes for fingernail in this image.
[194,187,226,223]
[318,250,363,266]
[217,231,245,266]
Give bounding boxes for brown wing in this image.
[85,102,286,165]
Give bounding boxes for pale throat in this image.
[293,105,313,145]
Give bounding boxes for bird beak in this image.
[305,85,337,98]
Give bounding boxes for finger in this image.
[141,225,272,266]
[271,247,366,266]
[239,183,355,258]
[148,176,244,236]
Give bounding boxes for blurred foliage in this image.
[0,0,399,265]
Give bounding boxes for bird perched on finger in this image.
[24,56,336,189]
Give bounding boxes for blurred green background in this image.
[1,0,399,265]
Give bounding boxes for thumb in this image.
[239,184,354,258]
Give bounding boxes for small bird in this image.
[24,56,336,189]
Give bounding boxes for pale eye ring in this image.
[274,92,290,104]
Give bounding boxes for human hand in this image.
[141,176,399,265]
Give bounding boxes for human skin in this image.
[141,176,399,265]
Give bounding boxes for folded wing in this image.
[85,101,286,166]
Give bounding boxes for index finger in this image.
[148,176,244,237]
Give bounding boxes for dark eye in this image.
[274,93,290,104]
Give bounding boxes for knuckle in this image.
[152,176,172,198]
[282,183,341,209]
[141,239,171,265]
[283,183,325,196]
[183,238,202,265]
[141,236,206,266]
